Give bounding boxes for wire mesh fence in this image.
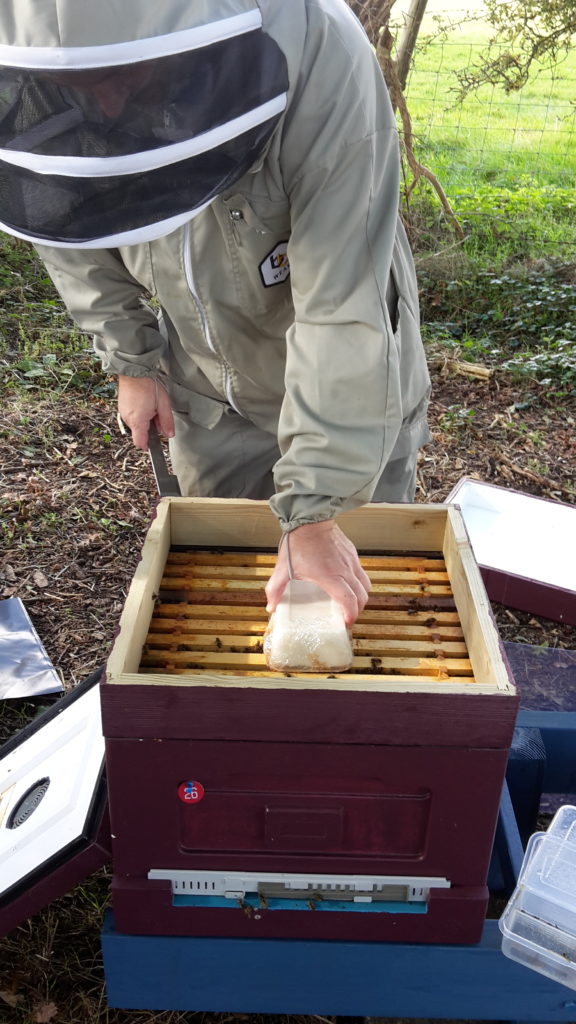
[404,37,576,192]
[348,2,576,252]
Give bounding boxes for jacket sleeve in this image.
[34,244,164,377]
[268,2,412,531]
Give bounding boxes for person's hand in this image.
[117,375,175,449]
[265,520,371,627]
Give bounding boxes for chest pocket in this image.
[221,193,293,316]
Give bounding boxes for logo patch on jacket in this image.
[259,242,290,287]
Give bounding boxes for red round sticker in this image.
[177,780,205,804]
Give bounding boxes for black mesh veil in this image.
[0,26,289,246]
[0,120,279,243]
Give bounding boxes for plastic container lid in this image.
[500,805,576,990]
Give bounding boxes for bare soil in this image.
[0,361,575,1023]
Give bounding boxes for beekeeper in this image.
[0,0,430,624]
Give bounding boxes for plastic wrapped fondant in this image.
[264,580,353,672]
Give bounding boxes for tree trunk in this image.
[396,0,429,90]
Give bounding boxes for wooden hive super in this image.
[101,499,518,944]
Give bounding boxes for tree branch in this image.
[377,22,464,238]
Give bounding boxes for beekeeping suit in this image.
[0,0,430,618]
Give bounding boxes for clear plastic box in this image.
[499,805,576,989]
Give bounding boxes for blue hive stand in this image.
[102,702,576,1022]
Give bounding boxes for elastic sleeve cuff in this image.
[99,360,159,379]
[269,490,346,532]
[114,368,158,379]
[277,513,337,534]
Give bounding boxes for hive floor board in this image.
[140,550,476,684]
[101,914,576,1017]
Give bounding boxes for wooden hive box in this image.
[101,498,518,944]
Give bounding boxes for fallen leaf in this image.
[33,1001,58,1023]
[0,990,23,1007]
[32,569,49,588]
[2,564,17,582]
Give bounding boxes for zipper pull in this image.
[229,208,244,244]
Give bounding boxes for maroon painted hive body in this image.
[102,499,518,944]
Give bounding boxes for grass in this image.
[0,238,115,398]
[0,240,80,351]
[405,32,576,190]
[402,27,576,257]
[396,24,576,386]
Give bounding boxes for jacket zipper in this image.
[183,222,241,415]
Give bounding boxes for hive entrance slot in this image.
[139,548,476,683]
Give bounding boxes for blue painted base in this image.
[102,912,576,1018]
[102,716,576,1018]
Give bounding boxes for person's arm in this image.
[266,6,411,619]
[34,245,173,447]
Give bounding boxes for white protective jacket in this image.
[0,0,430,529]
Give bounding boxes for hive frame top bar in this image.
[106,499,515,697]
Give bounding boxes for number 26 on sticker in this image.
[177,780,205,803]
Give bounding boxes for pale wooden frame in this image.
[106,498,515,696]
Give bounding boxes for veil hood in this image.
[0,1,289,247]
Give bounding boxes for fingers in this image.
[154,381,176,440]
[354,560,372,594]
[264,561,290,613]
[317,575,366,628]
[130,417,153,450]
[117,375,174,450]
[265,521,372,626]
[265,533,291,612]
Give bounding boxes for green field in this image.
[392,20,576,388]
[400,26,576,264]
[406,32,576,190]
